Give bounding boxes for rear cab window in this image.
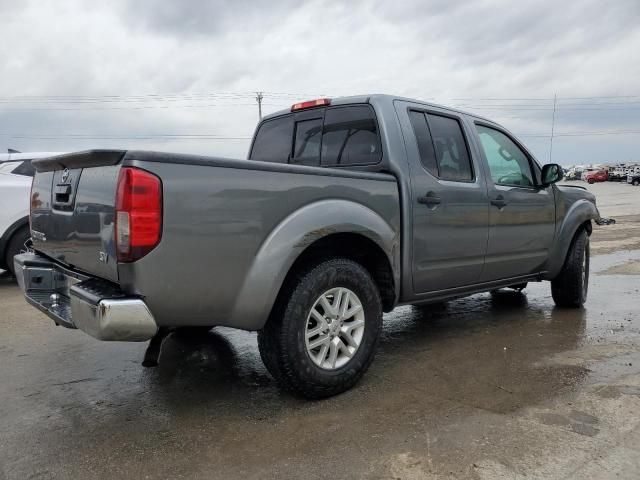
[249,104,382,169]
[321,106,381,167]
[249,115,293,163]
[292,116,323,166]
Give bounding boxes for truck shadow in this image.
[139,288,588,417]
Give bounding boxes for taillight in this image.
[115,167,162,262]
[291,98,331,111]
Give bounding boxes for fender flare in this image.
[227,199,400,330]
[0,216,29,269]
[544,199,599,280]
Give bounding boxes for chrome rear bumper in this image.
[14,253,157,341]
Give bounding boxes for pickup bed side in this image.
[120,152,400,330]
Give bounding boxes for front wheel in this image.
[633,179,640,186]
[258,258,382,399]
[551,229,589,308]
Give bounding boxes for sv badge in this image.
[98,251,109,263]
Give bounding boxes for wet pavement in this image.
[1,246,639,479]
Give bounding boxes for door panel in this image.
[412,180,489,292]
[473,124,556,281]
[398,103,489,294]
[483,185,555,280]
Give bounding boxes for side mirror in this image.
[541,163,564,187]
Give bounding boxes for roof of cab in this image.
[261,93,494,124]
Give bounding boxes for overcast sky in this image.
[1,0,639,165]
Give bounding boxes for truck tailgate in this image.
[30,151,124,282]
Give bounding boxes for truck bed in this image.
[28,150,400,331]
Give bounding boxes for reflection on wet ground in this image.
[1,250,639,479]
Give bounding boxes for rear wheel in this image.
[633,179,640,186]
[4,226,31,276]
[551,229,589,308]
[258,258,382,399]
[174,326,212,339]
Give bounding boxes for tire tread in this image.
[258,258,382,399]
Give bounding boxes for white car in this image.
[0,152,63,275]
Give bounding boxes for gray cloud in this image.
[116,0,302,38]
[0,0,638,164]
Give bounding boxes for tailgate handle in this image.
[54,184,72,203]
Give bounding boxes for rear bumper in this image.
[14,252,157,341]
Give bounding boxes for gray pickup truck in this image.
[15,94,599,398]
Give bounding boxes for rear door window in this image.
[321,106,381,166]
[249,115,293,163]
[408,111,438,177]
[427,114,473,182]
[292,118,323,166]
[408,110,474,182]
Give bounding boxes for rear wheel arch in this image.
[273,232,397,314]
[228,199,399,331]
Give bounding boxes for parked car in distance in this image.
[583,170,608,184]
[608,169,627,181]
[628,173,640,186]
[15,95,600,398]
[0,152,63,275]
[564,169,578,180]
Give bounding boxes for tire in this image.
[551,229,589,308]
[587,179,595,184]
[4,226,31,276]
[633,179,640,187]
[258,258,383,399]
[174,326,212,339]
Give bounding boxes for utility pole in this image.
[549,93,557,162]
[256,91,264,120]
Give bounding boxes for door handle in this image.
[417,192,441,206]
[491,195,507,208]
